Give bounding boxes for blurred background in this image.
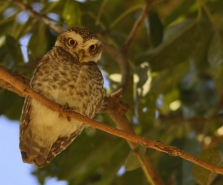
[1,0,223,184]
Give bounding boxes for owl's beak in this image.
[78,49,85,61]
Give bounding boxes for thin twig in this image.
[106,94,164,185]
[13,0,64,33]
[158,114,223,124]
[196,0,219,29]
[110,4,143,29]
[95,0,109,26]
[1,65,223,175]
[122,0,153,53]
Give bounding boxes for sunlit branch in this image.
[106,94,165,185]
[1,66,223,176]
[0,68,28,97]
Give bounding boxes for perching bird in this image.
[20,27,104,167]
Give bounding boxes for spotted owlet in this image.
[20,27,104,167]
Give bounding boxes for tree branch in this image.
[106,94,164,185]
[13,0,64,33]
[1,66,223,176]
[0,67,29,97]
[121,0,162,54]
[0,65,162,184]
[122,0,153,53]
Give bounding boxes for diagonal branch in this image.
[106,94,164,184]
[122,0,153,53]
[0,65,163,184]
[0,68,29,97]
[13,0,64,33]
[1,66,223,176]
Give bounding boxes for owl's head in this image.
[55,27,102,63]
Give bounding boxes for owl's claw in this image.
[59,103,74,121]
[97,96,108,113]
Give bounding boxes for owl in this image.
[20,27,104,167]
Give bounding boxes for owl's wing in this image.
[20,97,42,165]
[20,96,32,136]
[20,59,44,135]
[20,122,83,167]
[45,132,80,163]
[34,128,82,167]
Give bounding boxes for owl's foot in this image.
[97,96,108,113]
[59,103,74,121]
[96,89,130,114]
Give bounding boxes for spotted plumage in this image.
[20,27,104,167]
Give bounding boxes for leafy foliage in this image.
[1,0,223,184]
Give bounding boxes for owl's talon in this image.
[58,113,63,118]
[63,103,74,112]
[58,103,73,121]
[62,103,74,121]
[97,97,108,113]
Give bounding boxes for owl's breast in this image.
[74,62,104,117]
[31,53,103,117]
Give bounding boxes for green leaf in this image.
[163,0,195,26]
[0,89,24,120]
[0,35,24,68]
[28,23,49,58]
[208,30,223,68]
[125,146,146,171]
[125,151,141,171]
[137,17,213,72]
[5,35,24,66]
[148,10,163,47]
[182,132,201,185]
[158,138,185,182]
[13,17,37,39]
[0,35,7,61]
[207,30,223,100]
[62,0,81,27]
[179,61,218,117]
[211,66,223,96]
[150,61,189,96]
[41,1,62,14]
[0,1,11,14]
[192,148,223,185]
[0,10,18,27]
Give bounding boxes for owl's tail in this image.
[19,126,52,168]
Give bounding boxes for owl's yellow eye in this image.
[67,39,77,46]
[89,44,97,52]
